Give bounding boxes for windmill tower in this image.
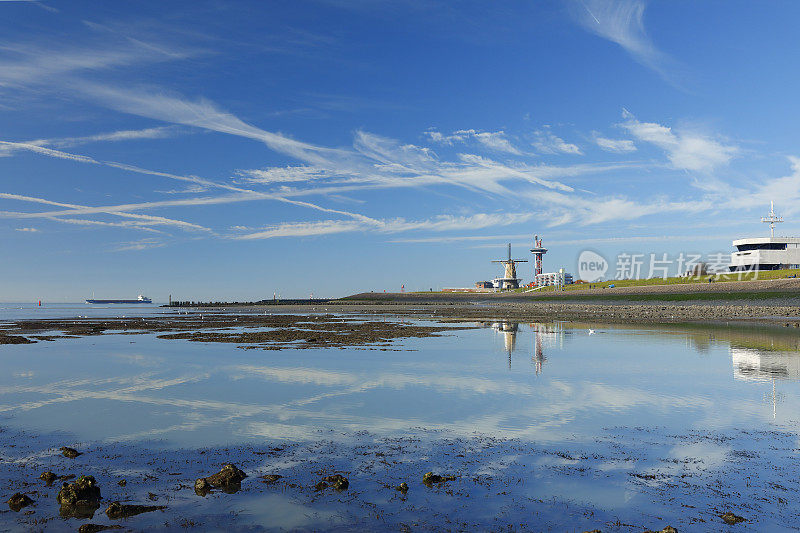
[492,243,528,289]
[530,235,548,284]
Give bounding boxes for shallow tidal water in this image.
[2,307,800,531]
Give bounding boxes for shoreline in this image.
[148,276,800,327]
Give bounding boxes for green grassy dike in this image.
[514,267,800,293]
[521,290,800,302]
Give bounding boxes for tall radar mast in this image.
[761,201,783,238]
[530,235,548,284]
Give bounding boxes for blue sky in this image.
[2,0,800,301]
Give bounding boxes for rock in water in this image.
[194,464,247,495]
[422,471,455,485]
[57,475,101,518]
[39,471,58,485]
[396,482,409,493]
[260,474,282,483]
[720,512,746,525]
[78,525,123,533]
[7,493,33,512]
[105,501,166,519]
[0,333,34,344]
[315,474,349,491]
[60,446,81,458]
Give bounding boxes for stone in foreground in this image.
[57,475,101,518]
[105,501,166,519]
[194,464,247,495]
[7,493,33,512]
[315,474,349,491]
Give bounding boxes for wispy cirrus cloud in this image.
[0,139,382,228]
[235,166,337,185]
[0,40,190,89]
[76,84,358,170]
[113,238,165,252]
[232,212,537,240]
[0,33,741,243]
[570,0,680,84]
[620,109,738,173]
[531,127,582,155]
[592,132,636,153]
[424,128,522,155]
[0,192,209,232]
[28,126,180,149]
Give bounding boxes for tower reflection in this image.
[479,321,566,373]
[731,346,800,419]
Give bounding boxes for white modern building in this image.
[729,237,800,271]
[535,270,574,286]
[729,203,800,271]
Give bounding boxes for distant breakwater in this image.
[165,299,335,307]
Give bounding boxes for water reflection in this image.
[2,318,800,447]
[730,346,800,382]
[730,346,800,419]
[480,321,565,373]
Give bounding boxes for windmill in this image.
[492,243,528,289]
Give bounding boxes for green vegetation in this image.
[524,290,800,302]
[514,268,800,294]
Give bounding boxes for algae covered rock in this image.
[720,512,746,525]
[0,333,34,344]
[260,474,282,483]
[39,471,58,485]
[57,475,101,505]
[422,471,455,485]
[315,474,349,491]
[78,525,123,533]
[105,500,166,519]
[60,446,81,459]
[57,475,101,518]
[194,464,247,495]
[396,482,409,494]
[7,493,33,512]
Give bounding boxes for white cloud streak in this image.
[0,35,755,245]
[620,109,738,173]
[571,0,678,83]
[29,126,179,149]
[424,129,522,155]
[0,192,209,232]
[592,132,636,153]
[113,238,165,252]
[232,212,537,240]
[532,128,582,155]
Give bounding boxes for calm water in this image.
[2,310,800,531]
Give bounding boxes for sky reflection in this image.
[1,319,800,448]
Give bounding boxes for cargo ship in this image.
[85,295,152,304]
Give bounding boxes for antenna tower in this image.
[761,201,783,238]
[530,235,548,283]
